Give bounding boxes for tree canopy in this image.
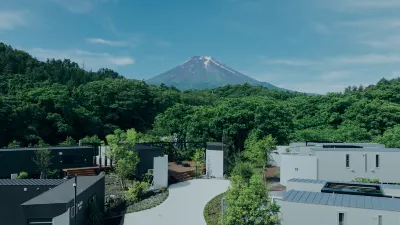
[1,42,399,150]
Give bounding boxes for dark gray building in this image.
[0,175,105,225]
[0,146,96,178]
[135,144,163,177]
[0,179,66,225]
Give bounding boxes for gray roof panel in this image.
[288,178,400,190]
[320,193,330,205]
[299,192,311,203]
[333,194,344,206]
[356,196,365,209]
[342,195,350,207]
[0,146,93,152]
[22,175,103,205]
[306,192,317,203]
[0,179,66,186]
[311,147,400,152]
[283,190,400,212]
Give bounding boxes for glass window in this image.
[338,212,345,225]
[346,154,350,168]
[376,155,380,168]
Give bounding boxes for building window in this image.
[378,215,382,225]
[71,206,75,218]
[376,155,380,168]
[338,212,345,225]
[345,154,350,168]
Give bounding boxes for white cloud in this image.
[331,54,400,64]
[313,22,333,35]
[264,59,317,66]
[340,0,400,9]
[86,38,129,47]
[320,71,356,81]
[361,35,400,49]
[337,18,400,29]
[155,40,171,47]
[28,47,135,70]
[50,0,118,13]
[0,10,28,30]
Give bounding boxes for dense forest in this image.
[1,42,399,150]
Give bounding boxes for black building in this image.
[0,146,96,178]
[0,175,105,225]
[135,144,163,177]
[0,179,66,225]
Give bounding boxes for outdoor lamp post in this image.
[73,175,77,225]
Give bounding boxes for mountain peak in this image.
[147,56,287,91]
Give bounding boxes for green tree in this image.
[32,149,53,179]
[244,134,276,180]
[17,171,28,179]
[7,140,21,148]
[192,149,205,177]
[223,174,280,225]
[58,136,77,146]
[106,129,140,189]
[373,125,400,148]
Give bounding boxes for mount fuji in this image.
[146,56,289,91]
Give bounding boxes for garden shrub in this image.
[18,171,28,179]
[125,181,150,203]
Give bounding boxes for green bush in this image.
[125,181,150,203]
[18,171,28,179]
[352,177,380,184]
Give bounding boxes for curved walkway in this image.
[124,179,230,225]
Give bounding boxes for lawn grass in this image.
[204,192,225,225]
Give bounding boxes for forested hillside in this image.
[1,42,399,149]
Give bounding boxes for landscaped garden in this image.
[204,192,225,225]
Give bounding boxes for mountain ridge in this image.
[146,56,290,91]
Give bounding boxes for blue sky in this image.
[1,0,400,93]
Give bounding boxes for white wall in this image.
[286,181,325,192]
[206,150,224,178]
[315,150,400,183]
[52,208,70,225]
[153,155,168,189]
[280,155,317,186]
[270,146,289,167]
[96,146,112,166]
[280,201,400,225]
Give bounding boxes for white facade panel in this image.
[270,146,289,167]
[52,208,70,225]
[280,155,317,186]
[153,155,168,189]
[315,150,400,183]
[286,181,325,192]
[206,150,224,178]
[280,201,400,225]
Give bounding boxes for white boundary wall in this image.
[280,155,317,186]
[153,155,168,189]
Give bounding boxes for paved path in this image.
[124,179,230,225]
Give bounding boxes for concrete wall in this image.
[53,208,70,225]
[153,155,168,189]
[0,147,95,178]
[315,150,400,183]
[286,181,325,192]
[96,146,112,166]
[0,184,57,225]
[280,201,400,225]
[270,146,289,167]
[206,150,224,178]
[280,155,317,186]
[67,175,105,225]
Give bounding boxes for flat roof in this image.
[22,175,104,205]
[288,178,400,190]
[311,147,400,152]
[0,146,94,152]
[282,190,400,212]
[0,179,66,186]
